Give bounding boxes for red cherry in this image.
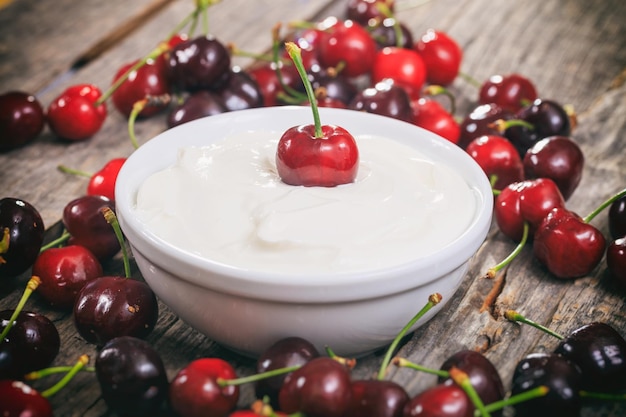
[346,0,395,26]
[87,158,126,202]
[465,135,524,191]
[47,84,107,141]
[371,46,427,94]
[318,20,377,78]
[479,73,538,113]
[403,383,473,417]
[533,207,606,279]
[111,58,171,118]
[412,98,460,144]
[0,91,46,152]
[32,245,103,309]
[607,237,626,287]
[248,61,301,107]
[414,29,463,86]
[0,380,52,417]
[169,358,239,417]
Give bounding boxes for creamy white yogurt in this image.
[134,130,476,274]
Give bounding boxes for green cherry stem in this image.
[392,357,450,378]
[40,354,90,398]
[422,85,457,115]
[101,207,131,279]
[489,119,534,133]
[0,276,40,341]
[479,386,550,415]
[583,188,626,224]
[218,365,301,387]
[285,41,323,138]
[377,293,443,380]
[450,367,490,417]
[24,365,95,380]
[39,231,71,252]
[485,222,529,279]
[504,310,564,340]
[57,164,91,178]
[580,390,626,401]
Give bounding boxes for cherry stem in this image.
[391,357,450,378]
[57,164,92,178]
[251,398,305,417]
[479,386,549,415]
[128,99,146,149]
[450,366,491,417]
[0,276,40,341]
[39,231,71,252]
[486,222,529,278]
[423,85,457,115]
[228,43,284,63]
[40,354,89,398]
[24,365,95,380]
[218,365,300,387]
[583,188,626,224]
[285,41,323,138]
[101,207,131,278]
[580,390,626,401]
[504,309,564,340]
[489,119,534,133]
[270,25,307,103]
[325,345,357,369]
[377,293,443,380]
[457,71,482,88]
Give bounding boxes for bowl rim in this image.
[115,106,493,303]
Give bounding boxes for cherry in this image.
[465,135,524,191]
[522,135,584,200]
[278,356,353,417]
[607,237,626,287]
[533,207,606,279]
[0,380,53,417]
[608,194,626,239]
[87,157,126,202]
[411,98,460,144]
[349,379,409,417]
[0,309,60,379]
[32,245,103,309]
[167,90,228,128]
[276,42,360,187]
[0,91,46,151]
[254,336,320,408]
[370,18,414,49]
[0,197,45,279]
[414,29,463,86]
[247,61,301,107]
[167,35,231,91]
[62,195,120,261]
[346,0,395,26]
[169,358,239,417]
[403,383,473,417]
[95,336,169,415]
[111,58,171,118]
[458,103,513,150]
[553,322,626,391]
[349,78,414,123]
[47,83,107,141]
[478,73,538,113]
[308,67,358,106]
[510,352,582,417]
[218,67,265,111]
[372,46,427,96]
[318,19,377,78]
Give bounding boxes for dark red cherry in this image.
[349,379,409,417]
[96,336,169,416]
[279,357,353,417]
[167,90,228,128]
[458,103,513,150]
[523,136,584,200]
[608,194,626,240]
[403,383,472,417]
[248,61,302,107]
[414,29,463,86]
[217,68,264,111]
[73,276,159,346]
[0,91,45,151]
[465,135,524,191]
[309,67,358,106]
[370,18,413,49]
[0,310,60,379]
[255,336,320,408]
[511,352,582,417]
[553,322,626,391]
[111,58,171,118]
[62,195,120,261]
[0,197,45,279]
[478,73,538,113]
[167,35,231,91]
[349,79,413,123]
[0,380,52,417]
[607,237,626,287]
[318,19,378,78]
[346,0,395,26]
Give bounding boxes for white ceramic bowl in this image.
[115,106,493,358]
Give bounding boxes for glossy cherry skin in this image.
[248,61,302,107]
[167,35,231,91]
[279,356,353,417]
[414,29,463,86]
[96,336,169,416]
[458,103,513,150]
[403,383,472,417]
[523,136,584,200]
[0,310,60,378]
[63,195,120,261]
[349,79,414,123]
[276,124,359,187]
[465,135,524,191]
[169,358,239,417]
[412,98,460,144]
[510,352,582,417]
[111,58,171,118]
[346,0,395,25]
[255,336,320,408]
[478,73,538,113]
[0,91,45,151]
[607,237,626,286]
[47,84,107,141]
[0,197,45,279]
[218,68,264,111]
[553,322,626,391]
[309,67,358,106]
[167,90,228,128]
[32,245,103,309]
[608,195,626,239]
[533,207,606,279]
[372,47,427,96]
[349,379,409,417]
[73,276,159,346]
[87,158,126,202]
[370,18,414,49]
[318,20,377,78]
[0,380,52,417]
[438,350,505,410]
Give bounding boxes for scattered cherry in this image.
[349,379,409,417]
[403,382,473,417]
[349,78,413,123]
[47,84,107,141]
[167,90,228,128]
[458,103,513,149]
[87,158,127,202]
[0,91,46,152]
[608,194,626,240]
[218,67,265,111]
[412,97,460,144]
[0,380,53,417]
[167,35,231,91]
[318,19,377,78]
[607,237,626,287]
[465,134,524,191]
[414,29,463,86]
[370,18,414,49]
[371,46,427,95]
[478,73,538,113]
[346,0,395,26]
[111,58,171,118]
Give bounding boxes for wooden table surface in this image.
[1,0,625,415]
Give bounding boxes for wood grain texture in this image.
[1,0,625,415]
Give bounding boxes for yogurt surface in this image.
[134,130,477,274]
